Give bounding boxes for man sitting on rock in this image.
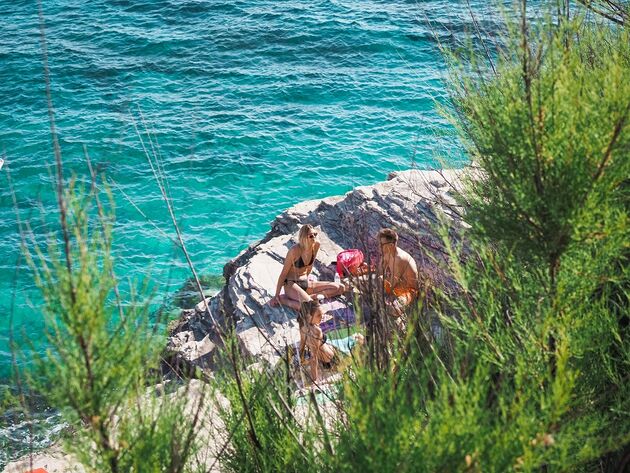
[377,228,419,318]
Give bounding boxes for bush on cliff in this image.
[20,178,208,472]
[215,5,629,473]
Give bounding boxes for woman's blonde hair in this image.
[298,224,316,249]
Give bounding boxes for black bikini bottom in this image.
[284,279,308,291]
[322,348,340,370]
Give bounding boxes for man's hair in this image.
[378,228,398,244]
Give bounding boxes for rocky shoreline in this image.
[166,167,469,376]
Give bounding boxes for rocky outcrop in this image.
[2,446,83,473]
[167,168,469,374]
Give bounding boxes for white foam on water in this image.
[0,410,66,467]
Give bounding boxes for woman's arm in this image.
[273,247,296,302]
[298,328,306,363]
[309,342,319,383]
[307,325,324,383]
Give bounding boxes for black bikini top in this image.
[294,252,314,268]
[308,329,327,347]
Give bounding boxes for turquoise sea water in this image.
[0,0,501,461]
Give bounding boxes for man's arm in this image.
[404,255,419,290]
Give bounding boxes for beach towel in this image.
[318,299,357,333]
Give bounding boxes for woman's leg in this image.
[276,294,300,311]
[307,280,346,299]
[281,282,312,311]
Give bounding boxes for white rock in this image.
[3,447,84,473]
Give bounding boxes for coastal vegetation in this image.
[20,179,208,472]
[7,1,629,472]
[214,3,630,472]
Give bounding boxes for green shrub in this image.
[22,180,205,472]
[216,6,630,472]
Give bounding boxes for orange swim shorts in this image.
[384,281,417,306]
[391,287,417,306]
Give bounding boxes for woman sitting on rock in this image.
[297,299,363,383]
[270,224,345,311]
[298,300,336,382]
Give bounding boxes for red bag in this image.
[336,249,364,277]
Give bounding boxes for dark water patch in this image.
[170,274,225,310]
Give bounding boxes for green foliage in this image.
[217,341,323,473]
[450,15,630,280]
[113,392,196,473]
[575,0,630,25]
[441,6,630,470]
[215,7,629,472]
[22,180,204,472]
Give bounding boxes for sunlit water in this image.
[0,0,507,463]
